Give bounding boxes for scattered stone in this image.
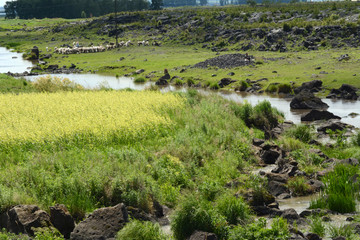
[277,193,291,199]
[70,203,128,240]
[227,72,235,76]
[301,110,341,121]
[135,69,145,74]
[281,208,300,222]
[290,90,329,110]
[317,121,346,133]
[322,216,331,222]
[346,217,355,222]
[260,148,281,164]
[50,204,75,239]
[349,112,359,118]
[338,54,350,61]
[189,231,218,240]
[340,158,359,166]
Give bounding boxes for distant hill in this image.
[0,7,5,17]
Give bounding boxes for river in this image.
[1,46,360,128]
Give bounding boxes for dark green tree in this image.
[4,1,17,19]
[151,0,163,10]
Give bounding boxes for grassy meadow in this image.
[1,1,360,239]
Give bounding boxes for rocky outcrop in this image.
[301,110,341,121]
[70,203,128,240]
[218,78,236,88]
[193,54,254,69]
[294,80,323,94]
[0,205,52,236]
[50,204,75,239]
[326,84,359,100]
[290,90,329,109]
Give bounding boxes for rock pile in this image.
[193,54,254,69]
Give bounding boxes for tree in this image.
[151,0,163,10]
[247,0,257,6]
[4,1,17,19]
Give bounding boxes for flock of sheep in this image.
[52,40,161,55]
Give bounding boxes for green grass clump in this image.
[215,194,251,225]
[171,196,228,240]
[235,100,283,131]
[328,224,356,240]
[116,220,167,240]
[277,83,292,94]
[229,217,290,240]
[134,77,146,83]
[285,124,313,143]
[310,164,359,213]
[352,131,360,147]
[308,216,326,238]
[287,176,311,196]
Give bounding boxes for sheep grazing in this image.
[125,40,133,47]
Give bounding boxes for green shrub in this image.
[186,77,195,87]
[265,84,278,93]
[116,220,167,240]
[285,124,313,143]
[32,75,84,92]
[352,131,360,146]
[283,23,292,32]
[308,216,326,237]
[210,82,220,90]
[215,194,251,225]
[134,77,146,83]
[229,217,290,240]
[171,196,228,240]
[277,83,292,94]
[5,42,21,49]
[287,176,311,196]
[174,78,184,86]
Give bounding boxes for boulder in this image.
[294,80,323,94]
[281,208,300,222]
[0,205,52,236]
[31,46,40,60]
[155,70,170,86]
[218,78,236,88]
[327,84,358,100]
[189,231,218,240]
[260,149,280,164]
[290,90,329,109]
[317,121,345,133]
[70,203,128,240]
[301,110,341,121]
[305,233,322,240]
[267,180,289,197]
[50,204,75,239]
[252,138,265,147]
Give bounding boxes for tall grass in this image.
[285,124,313,143]
[116,220,167,240]
[31,75,84,92]
[310,164,359,213]
[308,216,326,238]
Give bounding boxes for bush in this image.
[229,217,290,240]
[265,84,278,93]
[134,77,146,83]
[215,194,251,225]
[116,220,167,240]
[171,196,228,240]
[32,75,84,92]
[210,82,220,90]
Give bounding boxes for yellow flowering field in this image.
[0,91,184,147]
